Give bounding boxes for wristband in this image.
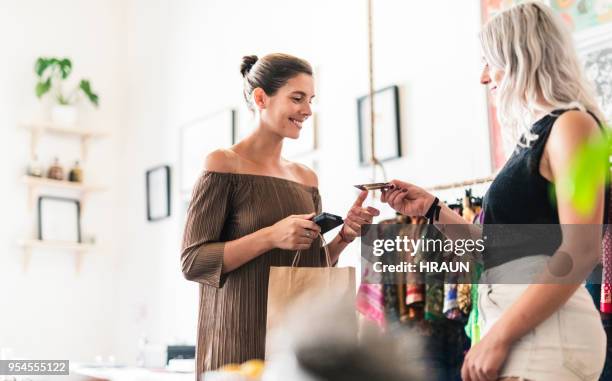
[424,197,441,225]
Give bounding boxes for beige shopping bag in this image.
[265,235,356,357]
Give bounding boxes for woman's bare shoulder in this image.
[285,160,319,188]
[548,110,601,154]
[204,148,240,173]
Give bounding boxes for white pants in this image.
[478,256,606,381]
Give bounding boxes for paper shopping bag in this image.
[265,236,356,357]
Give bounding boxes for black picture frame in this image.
[357,85,402,166]
[146,165,172,222]
[38,196,82,243]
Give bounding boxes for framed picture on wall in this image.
[146,165,171,222]
[357,85,401,166]
[38,196,81,243]
[550,0,612,34]
[179,109,236,196]
[577,26,612,124]
[583,45,612,123]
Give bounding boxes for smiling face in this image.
[255,73,315,139]
[480,59,505,102]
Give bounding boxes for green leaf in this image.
[59,58,72,79]
[79,79,99,107]
[557,134,610,216]
[48,58,60,76]
[34,57,51,77]
[34,57,72,79]
[35,78,51,98]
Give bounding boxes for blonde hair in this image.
[480,1,604,147]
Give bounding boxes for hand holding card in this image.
[380,179,435,217]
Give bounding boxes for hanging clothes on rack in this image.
[356,279,386,329]
[403,216,427,324]
[602,196,612,313]
[466,209,485,345]
[435,190,483,323]
[371,204,482,381]
[368,191,485,328]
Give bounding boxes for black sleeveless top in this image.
[482,109,610,270]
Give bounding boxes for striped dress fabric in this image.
[180,171,326,378]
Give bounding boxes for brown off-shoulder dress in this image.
[180,171,327,378]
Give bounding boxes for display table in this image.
[71,365,194,381]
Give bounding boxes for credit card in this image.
[353,182,391,191]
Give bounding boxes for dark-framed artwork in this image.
[38,196,81,243]
[146,165,171,222]
[179,109,236,195]
[357,85,401,166]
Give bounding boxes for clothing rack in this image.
[425,175,496,192]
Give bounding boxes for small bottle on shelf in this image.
[47,157,64,181]
[27,155,43,177]
[68,161,83,183]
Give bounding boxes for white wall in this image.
[112,0,193,364]
[0,0,492,365]
[0,0,126,362]
[115,0,492,362]
[158,0,491,263]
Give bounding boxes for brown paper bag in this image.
[265,235,356,357]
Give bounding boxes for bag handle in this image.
[292,233,331,268]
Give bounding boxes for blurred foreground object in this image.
[264,293,427,381]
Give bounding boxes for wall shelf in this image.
[19,119,108,273]
[22,175,107,193]
[19,121,109,138]
[22,175,107,212]
[20,121,109,161]
[18,239,95,273]
[19,239,94,251]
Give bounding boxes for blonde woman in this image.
[381,2,608,381]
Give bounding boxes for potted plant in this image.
[35,57,99,126]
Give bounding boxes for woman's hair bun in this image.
[240,55,258,77]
